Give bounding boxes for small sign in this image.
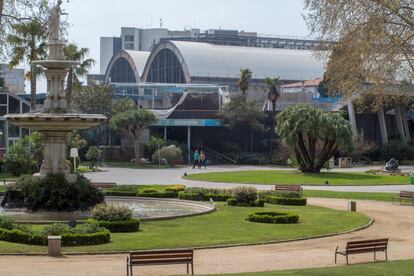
[70,148,79,158]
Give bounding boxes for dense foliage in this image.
[92,204,132,221]
[85,146,102,169]
[152,145,183,166]
[1,174,104,211]
[277,104,353,173]
[246,212,299,224]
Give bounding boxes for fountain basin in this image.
[0,197,216,223]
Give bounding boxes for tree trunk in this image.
[269,100,276,157]
[30,68,37,110]
[0,0,4,25]
[133,138,141,164]
[67,68,73,106]
[250,128,253,152]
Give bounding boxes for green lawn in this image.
[304,190,397,202]
[185,170,409,186]
[81,160,172,169]
[0,203,369,254]
[209,259,414,276]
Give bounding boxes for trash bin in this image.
[348,201,357,212]
[48,236,61,257]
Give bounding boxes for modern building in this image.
[100,37,122,74]
[281,78,322,98]
[0,64,25,94]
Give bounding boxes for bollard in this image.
[48,236,62,257]
[348,201,357,212]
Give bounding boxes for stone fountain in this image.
[5,1,106,182]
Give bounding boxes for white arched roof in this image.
[105,50,151,82]
[143,41,327,82]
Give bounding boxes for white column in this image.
[378,108,388,144]
[394,105,406,141]
[401,107,411,141]
[347,102,357,137]
[164,127,167,141]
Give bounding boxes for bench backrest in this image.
[400,191,414,198]
[129,249,193,266]
[346,238,388,254]
[274,185,302,193]
[92,182,117,189]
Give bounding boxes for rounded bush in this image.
[165,185,186,193]
[92,204,132,221]
[94,218,140,233]
[266,196,307,206]
[227,198,265,207]
[232,186,258,204]
[246,211,299,224]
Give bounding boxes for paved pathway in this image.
[85,165,414,193]
[1,198,414,275]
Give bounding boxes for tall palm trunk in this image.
[30,65,36,110]
[67,67,73,105]
[269,100,276,156]
[133,138,141,164]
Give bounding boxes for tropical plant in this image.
[4,138,34,176]
[85,146,102,169]
[63,44,95,103]
[265,77,280,156]
[237,68,252,101]
[7,19,47,109]
[277,104,353,173]
[144,136,166,159]
[109,109,157,163]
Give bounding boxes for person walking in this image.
[200,150,207,169]
[192,150,200,169]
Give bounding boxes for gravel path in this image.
[1,198,414,275]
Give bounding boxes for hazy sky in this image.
[33,0,310,91]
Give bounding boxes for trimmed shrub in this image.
[62,230,110,246]
[137,191,177,198]
[266,196,307,206]
[92,204,132,221]
[1,174,104,211]
[165,185,186,193]
[227,198,265,207]
[0,216,13,230]
[232,186,258,205]
[152,145,183,166]
[246,211,299,224]
[178,192,205,201]
[141,188,158,194]
[258,190,301,199]
[93,218,140,233]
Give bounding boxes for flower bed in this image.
[246,211,299,224]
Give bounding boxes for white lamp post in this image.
[70,148,79,173]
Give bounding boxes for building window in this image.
[109,57,136,83]
[147,49,185,83]
[124,35,134,42]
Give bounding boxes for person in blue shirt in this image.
[192,150,200,169]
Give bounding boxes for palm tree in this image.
[63,43,95,104]
[7,19,46,110]
[237,68,252,101]
[265,77,280,156]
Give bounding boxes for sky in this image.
[33,0,311,92]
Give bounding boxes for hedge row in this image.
[227,198,265,207]
[266,196,307,206]
[105,191,137,197]
[246,211,299,224]
[178,192,231,202]
[137,191,177,198]
[94,219,140,233]
[0,227,110,246]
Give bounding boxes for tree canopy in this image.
[305,0,414,94]
[277,104,353,173]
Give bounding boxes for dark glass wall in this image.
[109,57,136,83]
[147,49,185,83]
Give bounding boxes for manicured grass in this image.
[0,203,369,254]
[81,160,173,169]
[209,259,414,276]
[304,190,397,202]
[185,170,409,185]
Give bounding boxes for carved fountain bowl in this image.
[5,112,106,132]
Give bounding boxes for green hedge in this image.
[136,191,177,198]
[94,219,140,233]
[227,198,265,207]
[266,196,307,206]
[105,191,137,197]
[246,211,299,224]
[0,226,110,246]
[178,192,231,202]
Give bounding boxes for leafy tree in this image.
[111,97,135,115]
[152,145,183,167]
[109,109,157,163]
[144,135,166,160]
[237,68,252,101]
[265,77,280,156]
[7,19,46,109]
[63,44,95,104]
[305,0,414,94]
[72,85,114,117]
[277,104,353,173]
[4,137,34,176]
[85,146,102,170]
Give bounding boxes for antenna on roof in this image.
[160,18,163,28]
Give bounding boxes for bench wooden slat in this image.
[131,254,193,260]
[92,182,117,189]
[274,185,302,193]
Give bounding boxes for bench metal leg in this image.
[346,254,349,265]
[187,263,189,274]
[126,257,129,276]
[334,246,338,264]
[374,251,376,260]
[191,261,194,275]
[130,264,133,276]
[385,250,388,262]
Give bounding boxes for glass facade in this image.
[108,57,136,83]
[147,49,185,83]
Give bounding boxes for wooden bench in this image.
[274,184,302,195]
[91,182,117,189]
[335,238,389,264]
[126,249,194,276]
[393,191,414,205]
